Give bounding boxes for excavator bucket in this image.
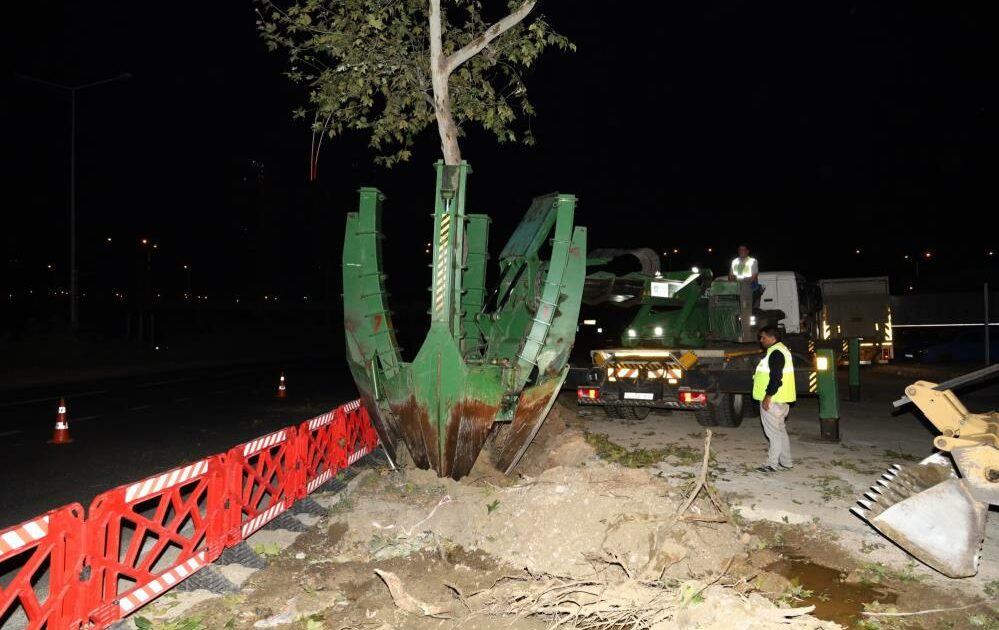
[851,453,988,578]
[342,162,586,479]
[852,376,998,578]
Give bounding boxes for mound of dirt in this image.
[164,411,843,630]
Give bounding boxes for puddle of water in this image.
[767,556,897,626]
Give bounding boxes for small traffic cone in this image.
[277,372,287,399]
[49,398,73,444]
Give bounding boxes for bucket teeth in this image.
[851,456,988,578]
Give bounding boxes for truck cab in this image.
[757,271,816,336]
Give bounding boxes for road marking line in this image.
[0,430,24,437]
[0,389,108,409]
[74,415,100,422]
[127,404,154,411]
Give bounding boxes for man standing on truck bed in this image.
[729,244,763,308]
[728,244,758,283]
[753,325,796,473]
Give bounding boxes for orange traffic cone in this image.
[277,372,287,399]
[49,398,73,444]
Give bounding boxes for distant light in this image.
[855,249,861,254]
[302,296,309,300]
[183,264,189,269]
[654,326,664,336]
[582,319,597,325]
[596,327,603,333]
[707,248,713,253]
[107,237,112,243]
[154,346,160,351]
[691,267,699,273]
[672,248,679,254]
[662,251,668,256]
[924,252,932,259]
[152,244,158,249]
[141,238,149,245]
[909,286,914,290]
[627,328,637,338]
[750,315,757,326]
[46,264,52,269]
[904,255,909,259]
[989,251,995,257]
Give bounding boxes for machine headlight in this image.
[654,326,663,336]
[627,329,637,338]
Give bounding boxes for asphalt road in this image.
[0,357,357,529]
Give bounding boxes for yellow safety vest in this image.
[752,342,796,402]
[731,256,757,280]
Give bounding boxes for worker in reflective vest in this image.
[728,244,758,284]
[729,244,762,308]
[752,325,796,473]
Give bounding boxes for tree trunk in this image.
[428,0,536,165]
[432,79,462,165]
[429,0,462,165]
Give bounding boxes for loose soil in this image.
[133,390,997,630]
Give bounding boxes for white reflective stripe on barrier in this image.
[307,411,335,431]
[342,399,362,413]
[125,460,210,503]
[118,550,208,614]
[241,503,286,538]
[0,515,50,556]
[306,469,334,494]
[347,446,372,466]
[242,430,287,457]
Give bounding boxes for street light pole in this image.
[16,72,131,332]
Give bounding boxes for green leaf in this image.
[253,0,573,166]
[135,618,154,630]
[486,499,500,514]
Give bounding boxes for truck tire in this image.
[714,392,746,428]
[693,406,718,427]
[604,406,651,421]
[695,392,745,428]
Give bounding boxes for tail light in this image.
[577,387,599,401]
[680,390,707,404]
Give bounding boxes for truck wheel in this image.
[604,406,650,421]
[693,406,718,427]
[714,392,746,428]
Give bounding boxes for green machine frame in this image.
[342,162,586,479]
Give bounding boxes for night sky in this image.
[4,1,997,312]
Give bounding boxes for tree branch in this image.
[444,0,537,75]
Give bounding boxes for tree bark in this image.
[429,0,462,164]
[445,0,537,75]
[428,0,537,165]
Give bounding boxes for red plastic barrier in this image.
[298,409,347,497]
[340,399,380,466]
[83,456,225,626]
[225,427,300,543]
[0,504,86,630]
[2,398,383,630]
